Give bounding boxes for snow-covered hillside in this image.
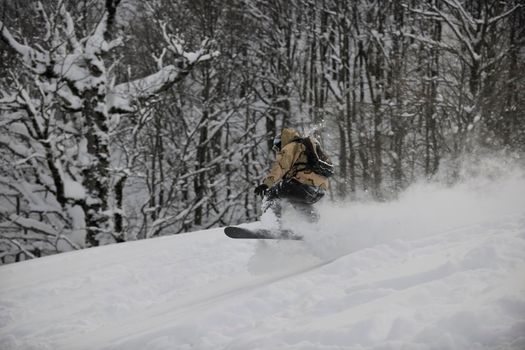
[1,166,525,350]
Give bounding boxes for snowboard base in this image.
[224,226,302,240]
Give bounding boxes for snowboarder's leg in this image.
[290,201,320,223]
[266,198,282,219]
[262,186,283,222]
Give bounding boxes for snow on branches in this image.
[0,0,217,263]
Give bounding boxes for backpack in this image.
[293,137,334,178]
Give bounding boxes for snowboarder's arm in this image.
[262,143,301,187]
[263,154,285,187]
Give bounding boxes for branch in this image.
[404,32,457,54]
[85,0,122,55]
[0,91,23,111]
[34,1,52,43]
[442,0,476,32]
[487,4,521,25]
[7,214,57,236]
[369,29,392,66]
[109,65,190,113]
[109,44,218,113]
[431,5,479,62]
[0,134,36,160]
[160,22,219,64]
[0,20,49,73]
[58,3,81,53]
[0,237,36,260]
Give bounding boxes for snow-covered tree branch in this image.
[0,0,218,262]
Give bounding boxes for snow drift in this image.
[1,156,524,349]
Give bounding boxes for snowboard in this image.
[224,226,302,240]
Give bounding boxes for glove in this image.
[254,184,268,198]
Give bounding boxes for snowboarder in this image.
[254,128,333,223]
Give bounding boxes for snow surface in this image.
[1,167,525,349]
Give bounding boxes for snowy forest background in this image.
[0,0,523,264]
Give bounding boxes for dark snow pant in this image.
[264,178,325,223]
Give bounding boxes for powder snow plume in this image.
[285,154,525,260]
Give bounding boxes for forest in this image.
[1,0,524,263]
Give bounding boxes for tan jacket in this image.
[263,128,330,190]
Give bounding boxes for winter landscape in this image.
[1,159,525,349]
[1,0,524,349]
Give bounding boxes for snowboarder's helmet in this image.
[272,134,281,152]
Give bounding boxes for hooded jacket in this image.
[263,128,331,189]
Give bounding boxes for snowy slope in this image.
[1,169,525,350]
